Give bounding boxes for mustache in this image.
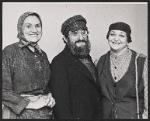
[75,40,86,44]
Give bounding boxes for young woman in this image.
[2,12,55,119]
[97,22,148,119]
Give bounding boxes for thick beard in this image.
[67,38,91,57]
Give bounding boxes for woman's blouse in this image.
[110,49,132,82]
[2,41,51,118]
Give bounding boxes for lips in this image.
[76,41,85,43]
[112,42,121,44]
[29,34,38,36]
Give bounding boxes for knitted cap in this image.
[106,22,132,43]
[17,12,42,40]
[61,15,88,37]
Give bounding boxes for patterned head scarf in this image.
[17,12,42,40]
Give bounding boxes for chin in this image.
[28,39,39,43]
[111,47,120,51]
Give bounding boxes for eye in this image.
[71,31,78,35]
[119,34,125,37]
[81,30,88,35]
[36,24,41,28]
[110,33,115,36]
[26,25,32,29]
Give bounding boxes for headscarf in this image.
[17,12,43,54]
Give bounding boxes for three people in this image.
[97,22,148,119]
[2,12,55,119]
[3,12,148,119]
[50,15,102,119]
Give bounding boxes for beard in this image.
[67,37,91,57]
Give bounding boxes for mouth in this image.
[112,42,121,45]
[75,41,86,47]
[29,34,38,37]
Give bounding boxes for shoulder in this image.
[136,52,147,61]
[139,53,147,59]
[3,42,19,56]
[96,51,109,71]
[40,50,49,58]
[131,49,147,59]
[132,51,147,70]
[3,42,19,51]
[97,51,109,65]
[51,50,65,65]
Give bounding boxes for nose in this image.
[78,33,84,40]
[31,26,37,32]
[114,35,119,41]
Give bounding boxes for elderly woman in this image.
[97,22,148,119]
[2,12,55,119]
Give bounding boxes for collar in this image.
[110,48,131,60]
[18,40,42,54]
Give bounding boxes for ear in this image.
[62,36,68,43]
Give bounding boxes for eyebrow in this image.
[24,23,41,25]
[110,31,126,34]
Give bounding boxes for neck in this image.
[20,39,38,52]
[111,46,128,56]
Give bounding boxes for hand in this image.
[22,93,55,109]
[25,95,46,109]
[21,94,42,102]
[142,110,148,119]
[46,93,55,108]
[42,93,56,108]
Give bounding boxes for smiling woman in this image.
[2,12,55,119]
[97,22,148,119]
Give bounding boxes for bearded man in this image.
[50,15,102,119]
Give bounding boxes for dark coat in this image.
[97,50,146,119]
[50,46,102,119]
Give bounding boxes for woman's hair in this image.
[106,22,132,43]
[17,12,42,40]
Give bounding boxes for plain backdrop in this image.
[2,2,148,62]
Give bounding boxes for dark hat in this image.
[106,22,132,43]
[17,12,42,40]
[61,15,88,37]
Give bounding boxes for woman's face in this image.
[22,16,42,43]
[108,30,128,52]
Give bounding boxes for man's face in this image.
[66,29,91,56]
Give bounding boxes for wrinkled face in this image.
[66,29,91,56]
[22,16,42,43]
[108,30,128,52]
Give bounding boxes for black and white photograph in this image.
[2,2,148,119]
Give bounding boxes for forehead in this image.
[23,16,40,25]
[110,30,126,34]
[70,29,85,32]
